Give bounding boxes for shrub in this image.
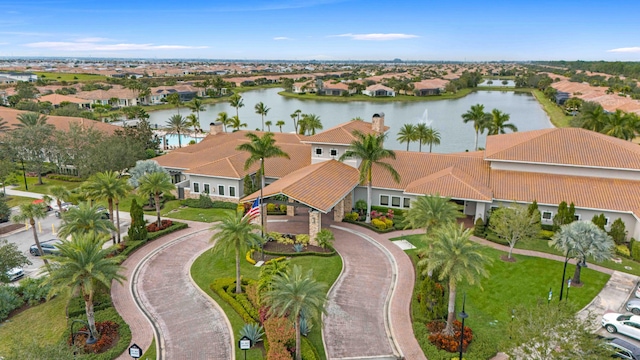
[383,218,394,228]
[198,194,214,208]
[344,212,359,221]
[280,204,287,212]
[264,316,295,348]
[473,217,485,237]
[609,218,628,245]
[293,244,304,253]
[68,292,112,318]
[18,277,50,306]
[267,203,276,212]
[616,244,631,258]
[73,320,120,354]
[355,199,367,213]
[240,322,265,344]
[301,337,320,360]
[0,285,23,321]
[427,320,473,353]
[414,275,447,323]
[539,230,555,240]
[246,249,257,265]
[146,219,173,232]
[146,221,188,241]
[47,174,85,182]
[371,218,387,230]
[632,241,640,262]
[296,234,310,246]
[315,229,335,249]
[210,278,259,323]
[267,341,293,360]
[128,199,147,241]
[245,282,260,309]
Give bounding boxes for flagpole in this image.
[260,179,265,261]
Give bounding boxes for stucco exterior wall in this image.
[490,161,640,181]
[187,174,242,201]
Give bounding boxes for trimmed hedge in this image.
[210,278,259,324]
[342,218,396,233]
[147,221,188,241]
[180,198,238,210]
[262,247,336,258]
[68,292,113,318]
[47,174,86,182]
[301,337,320,360]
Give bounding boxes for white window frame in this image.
[605,217,610,226]
[330,148,338,157]
[380,194,389,206]
[542,211,553,220]
[218,185,225,196]
[203,183,210,194]
[192,182,200,193]
[229,186,236,197]
[391,196,401,208]
[403,198,411,209]
[574,214,581,221]
[315,147,323,156]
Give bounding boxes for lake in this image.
[148,88,551,153]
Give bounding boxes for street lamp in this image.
[21,159,28,191]
[566,279,572,301]
[458,293,468,360]
[70,319,97,358]
[559,249,571,301]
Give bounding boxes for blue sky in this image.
[1,0,639,61]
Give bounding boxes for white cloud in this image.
[333,33,419,41]
[607,47,640,53]
[23,41,208,51]
[75,37,115,43]
[273,37,292,41]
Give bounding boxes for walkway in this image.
[113,220,233,360]
[4,186,44,199]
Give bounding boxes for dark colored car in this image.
[30,239,62,256]
[607,337,640,360]
[96,206,110,219]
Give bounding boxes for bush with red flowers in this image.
[146,219,173,233]
[69,320,120,354]
[427,320,473,353]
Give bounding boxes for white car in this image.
[603,313,640,340]
[6,267,24,282]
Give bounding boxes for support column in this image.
[287,198,296,217]
[309,210,321,246]
[333,198,345,222]
[344,191,353,214]
[475,202,487,223]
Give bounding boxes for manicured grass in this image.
[12,176,83,194]
[191,247,343,360]
[143,199,234,222]
[278,88,474,102]
[532,89,573,128]
[34,72,108,82]
[0,293,70,356]
[141,337,156,360]
[396,234,610,358]
[4,195,37,208]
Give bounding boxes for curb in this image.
[321,235,346,359]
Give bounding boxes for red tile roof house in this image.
[413,79,449,96]
[317,81,351,96]
[154,114,640,241]
[362,84,396,97]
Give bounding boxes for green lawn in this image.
[191,248,343,359]
[142,199,234,222]
[34,72,108,82]
[12,176,83,195]
[532,89,573,128]
[278,88,474,102]
[397,234,610,358]
[141,338,156,360]
[4,195,37,208]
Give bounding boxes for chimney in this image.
[372,112,385,133]
[209,122,224,135]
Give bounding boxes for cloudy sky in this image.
[1,0,639,61]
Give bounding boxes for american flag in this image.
[244,197,260,221]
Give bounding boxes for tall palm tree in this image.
[397,123,418,151]
[12,203,49,265]
[229,94,244,119]
[339,130,400,223]
[265,265,327,360]
[228,116,247,132]
[137,172,175,227]
[461,104,490,151]
[236,132,290,193]
[166,93,182,115]
[602,110,634,140]
[254,102,270,131]
[44,233,125,341]
[13,112,54,185]
[423,126,441,153]
[276,120,285,132]
[187,97,206,124]
[419,223,492,335]
[186,114,199,136]
[404,194,464,235]
[48,185,71,216]
[265,120,273,132]
[550,221,614,285]
[58,202,116,239]
[290,109,302,134]
[486,109,518,135]
[84,171,131,244]
[165,114,188,148]
[14,112,49,128]
[299,114,323,135]
[216,111,231,133]
[580,105,607,132]
[414,123,429,152]
[209,212,262,294]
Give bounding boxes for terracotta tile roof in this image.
[485,127,640,170]
[404,167,493,201]
[365,84,394,92]
[38,93,91,105]
[0,107,116,134]
[242,160,360,212]
[413,79,449,90]
[370,151,491,190]
[302,120,388,145]
[322,81,349,90]
[491,170,640,217]
[76,86,137,100]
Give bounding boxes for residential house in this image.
[149,84,204,104]
[413,79,449,96]
[362,84,396,97]
[318,81,349,96]
[37,93,91,108]
[76,86,141,107]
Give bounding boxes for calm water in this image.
[479,79,515,87]
[147,88,551,153]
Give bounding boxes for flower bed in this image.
[261,241,335,257]
[427,320,473,353]
[69,320,120,354]
[146,219,173,232]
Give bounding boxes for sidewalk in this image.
[3,186,44,200]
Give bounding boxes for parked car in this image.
[606,337,640,360]
[6,267,24,282]
[54,203,78,218]
[32,199,52,211]
[603,313,640,340]
[29,238,62,256]
[635,281,640,298]
[96,206,110,220]
[627,299,640,315]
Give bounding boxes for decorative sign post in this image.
[239,335,252,360]
[129,343,142,359]
[567,279,572,301]
[547,288,552,305]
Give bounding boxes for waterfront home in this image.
[362,84,396,97]
[413,79,449,96]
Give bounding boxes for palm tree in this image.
[15,112,49,128]
[404,194,464,235]
[550,221,614,285]
[0,117,8,133]
[461,104,490,151]
[209,212,262,293]
[166,93,182,115]
[48,185,71,216]
[580,105,606,132]
[339,130,400,223]
[299,113,323,135]
[397,124,418,151]
[236,132,290,193]
[486,109,518,135]
[290,109,302,134]
[58,202,116,239]
[276,120,285,133]
[186,114,199,136]
[216,111,231,133]
[419,223,491,335]
[254,102,270,131]
[165,114,188,148]
[414,123,429,152]
[265,265,327,360]
[137,172,175,227]
[265,120,273,132]
[602,110,634,140]
[423,126,441,153]
[84,171,131,244]
[44,233,125,341]
[187,97,206,124]
[228,116,247,132]
[12,203,49,265]
[229,94,244,119]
